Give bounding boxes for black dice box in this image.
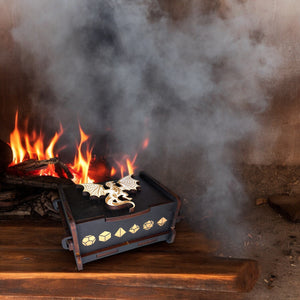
[55,171,181,270]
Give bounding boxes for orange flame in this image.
[110,167,116,177]
[70,125,93,184]
[109,139,147,178]
[126,159,134,175]
[9,111,65,176]
[10,111,26,164]
[9,111,149,183]
[46,124,63,159]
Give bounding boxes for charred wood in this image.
[0,190,17,201]
[0,140,12,173]
[0,190,60,219]
[54,161,74,179]
[2,174,74,189]
[0,204,31,216]
[7,158,74,179]
[0,159,71,217]
[30,192,60,219]
[0,188,41,211]
[8,158,56,172]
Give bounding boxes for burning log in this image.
[0,164,71,216]
[0,141,73,216]
[0,174,71,216]
[54,160,74,180]
[7,157,74,179]
[8,158,58,172]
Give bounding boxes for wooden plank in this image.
[0,219,258,298]
[0,224,66,250]
[0,250,259,291]
[0,288,245,300]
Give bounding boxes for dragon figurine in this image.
[80,175,140,213]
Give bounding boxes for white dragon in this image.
[80,175,140,213]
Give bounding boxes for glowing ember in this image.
[8,111,149,183]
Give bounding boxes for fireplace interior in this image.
[0,0,300,299]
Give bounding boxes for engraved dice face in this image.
[99,231,112,242]
[129,224,140,234]
[82,235,96,246]
[157,217,167,226]
[115,227,126,238]
[82,216,169,247]
[143,220,154,230]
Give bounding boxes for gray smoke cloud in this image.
[11,0,283,243]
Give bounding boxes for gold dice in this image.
[115,227,126,238]
[84,216,168,245]
[129,224,140,234]
[157,217,167,226]
[99,231,111,242]
[143,220,154,230]
[82,235,96,246]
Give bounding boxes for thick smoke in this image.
[11,0,283,243]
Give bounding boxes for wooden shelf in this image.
[0,219,258,299]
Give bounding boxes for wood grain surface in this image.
[0,219,258,299]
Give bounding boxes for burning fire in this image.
[69,124,93,184]
[8,111,149,183]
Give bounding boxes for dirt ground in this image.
[219,165,300,299]
[143,162,300,299]
[239,202,300,299]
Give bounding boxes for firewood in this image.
[43,191,60,213]
[7,158,74,179]
[2,174,74,189]
[0,199,21,210]
[0,139,12,173]
[33,199,46,216]
[54,161,74,179]
[0,190,17,201]
[7,158,58,173]
[0,191,41,211]
[0,204,31,216]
